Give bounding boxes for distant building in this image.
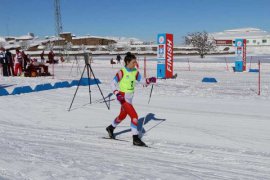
[15,33,35,42]
[58,32,116,46]
[211,28,270,46]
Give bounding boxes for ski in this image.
[101,137,152,148]
[101,136,129,142]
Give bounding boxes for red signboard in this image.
[165,34,173,78]
[215,40,233,46]
[243,39,247,71]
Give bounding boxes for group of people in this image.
[0,48,54,77]
[0,47,29,76]
[0,47,14,76]
[110,54,122,65]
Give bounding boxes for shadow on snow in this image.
[114,113,166,138]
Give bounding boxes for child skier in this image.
[106,52,156,146]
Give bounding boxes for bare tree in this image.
[106,43,116,52]
[20,40,30,51]
[185,31,216,58]
[123,43,131,52]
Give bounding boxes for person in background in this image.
[116,54,121,64]
[0,47,4,75]
[21,51,29,71]
[40,50,45,63]
[106,52,157,147]
[14,49,23,76]
[60,55,65,63]
[5,49,14,76]
[0,47,9,76]
[48,50,55,64]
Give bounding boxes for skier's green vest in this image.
[119,67,137,93]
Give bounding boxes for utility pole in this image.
[54,0,63,36]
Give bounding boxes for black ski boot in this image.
[133,135,147,147]
[106,125,115,139]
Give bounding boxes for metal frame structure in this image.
[54,0,63,36]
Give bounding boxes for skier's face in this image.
[126,59,137,69]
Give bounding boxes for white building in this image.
[211,28,270,54]
[211,27,270,46]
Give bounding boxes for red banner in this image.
[243,39,247,71]
[215,40,233,46]
[165,34,173,78]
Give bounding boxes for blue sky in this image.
[0,0,270,44]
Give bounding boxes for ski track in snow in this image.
[1,57,270,179]
[1,118,270,180]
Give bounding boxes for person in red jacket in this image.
[14,49,23,76]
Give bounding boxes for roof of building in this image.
[59,32,72,35]
[211,27,270,39]
[72,35,116,41]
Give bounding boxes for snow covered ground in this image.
[1,55,270,180]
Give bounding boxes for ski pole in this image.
[148,84,154,104]
[140,84,154,137]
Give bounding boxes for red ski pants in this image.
[115,102,138,126]
[14,63,22,76]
